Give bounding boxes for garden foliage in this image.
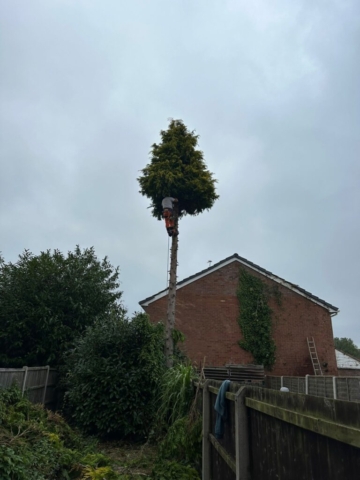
[155,364,202,469]
[64,312,166,439]
[0,383,201,479]
[0,246,123,367]
[151,460,200,480]
[156,363,198,426]
[0,384,114,480]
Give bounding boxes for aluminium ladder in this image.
[307,337,323,375]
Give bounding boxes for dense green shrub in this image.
[0,246,123,367]
[64,312,166,439]
[0,384,116,480]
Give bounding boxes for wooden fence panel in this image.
[0,368,26,389]
[208,381,237,480]
[308,376,334,398]
[267,375,360,402]
[44,369,58,407]
[336,377,360,402]
[25,367,49,404]
[283,376,306,394]
[0,366,57,407]
[201,380,360,480]
[347,377,360,402]
[266,376,281,391]
[246,387,360,480]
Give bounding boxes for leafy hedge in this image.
[64,312,166,439]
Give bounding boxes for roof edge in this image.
[139,253,339,313]
[336,349,360,366]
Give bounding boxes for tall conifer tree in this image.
[138,119,219,366]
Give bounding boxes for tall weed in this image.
[156,363,198,427]
[154,364,202,472]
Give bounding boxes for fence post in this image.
[21,366,28,396]
[305,374,309,395]
[235,386,250,480]
[280,376,284,388]
[42,366,50,405]
[202,380,211,480]
[332,376,337,400]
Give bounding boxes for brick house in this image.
[139,254,339,376]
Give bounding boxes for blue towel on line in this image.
[214,380,230,439]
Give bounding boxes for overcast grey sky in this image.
[1,0,359,344]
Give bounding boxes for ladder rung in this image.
[307,337,322,375]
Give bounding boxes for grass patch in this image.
[99,441,201,479]
[100,442,157,477]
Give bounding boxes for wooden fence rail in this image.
[0,366,58,407]
[266,375,360,402]
[199,379,360,480]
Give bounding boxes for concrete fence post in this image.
[305,375,309,395]
[280,376,284,388]
[332,376,337,400]
[202,380,211,480]
[235,386,250,480]
[21,366,28,396]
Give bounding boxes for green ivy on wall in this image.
[236,269,278,369]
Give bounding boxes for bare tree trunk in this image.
[165,206,179,368]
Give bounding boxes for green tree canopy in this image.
[0,246,123,367]
[138,119,219,219]
[334,337,360,359]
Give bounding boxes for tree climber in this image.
[162,197,178,236]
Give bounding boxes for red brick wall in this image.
[143,261,338,376]
[338,369,360,377]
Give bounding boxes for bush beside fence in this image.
[0,366,57,407]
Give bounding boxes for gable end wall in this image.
[143,261,338,376]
